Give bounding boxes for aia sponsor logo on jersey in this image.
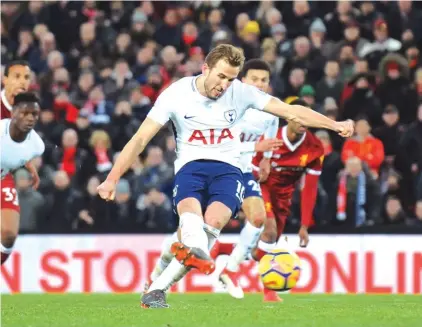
[188,128,234,145]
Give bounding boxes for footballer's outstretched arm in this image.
[107,118,162,182]
[97,118,163,201]
[263,97,354,137]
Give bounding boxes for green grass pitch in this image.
[2,293,421,327]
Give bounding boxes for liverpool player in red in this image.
[252,97,324,301]
[1,61,31,119]
[213,98,324,302]
[1,61,41,265]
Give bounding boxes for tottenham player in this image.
[216,59,280,298]
[145,59,280,294]
[97,44,354,308]
[1,92,45,264]
[213,98,324,302]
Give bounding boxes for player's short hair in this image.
[4,60,30,76]
[205,44,245,70]
[240,59,271,79]
[13,92,39,107]
[355,114,369,123]
[289,98,309,108]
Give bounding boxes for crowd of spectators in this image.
[2,0,422,233]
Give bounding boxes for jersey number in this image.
[2,187,19,206]
[248,180,262,195]
[235,180,245,203]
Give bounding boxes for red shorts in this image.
[261,183,293,237]
[1,174,20,212]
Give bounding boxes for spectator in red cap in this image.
[377,53,418,124]
[357,1,381,40]
[359,18,402,70]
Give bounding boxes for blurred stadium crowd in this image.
[1,0,422,233]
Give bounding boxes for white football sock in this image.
[204,224,220,250]
[148,258,187,292]
[150,232,178,282]
[257,240,277,252]
[148,213,209,292]
[226,221,262,272]
[180,212,209,254]
[0,243,13,254]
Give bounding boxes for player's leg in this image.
[220,196,266,298]
[142,196,209,308]
[210,211,247,260]
[1,209,20,265]
[141,163,213,308]
[225,197,265,268]
[248,184,285,302]
[146,231,179,291]
[255,215,284,303]
[1,174,20,265]
[251,216,278,260]
[204,162,245,253]
[247,183,277,260]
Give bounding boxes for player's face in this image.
[13,103,40,133]
[289,120,306,135]
[3,65,31,97]
[203,59,240,99]
[241,69,270,93]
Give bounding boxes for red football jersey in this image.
[1,90,13,119]
[252,126,324,194]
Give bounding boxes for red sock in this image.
[210,241,220,259]
[263,287,272,295]
[254,248,267,261]
[1,252,10,265]
[218,242,235,255]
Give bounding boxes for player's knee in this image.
[1,229,17,249]
[249,213,266,228]
[260,230,277,244]
[204,202,232,230]
[204,215,226,230]
[177,198,202,217]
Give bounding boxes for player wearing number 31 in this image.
[1,92,44,265]
[97,44,354,308]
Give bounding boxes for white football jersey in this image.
[237,109,278,173]
[147,77,273,173]
[1,119,45,178]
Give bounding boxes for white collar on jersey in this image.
[191,75,213,101]
[1,90,12,111]
[191,75,201,93]
[281,125,306,152]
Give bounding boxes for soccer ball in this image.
[258,249,301,292]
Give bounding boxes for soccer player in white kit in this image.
[144,59,280,294]
[216,59,280,299]
[1,92,45,264]
[97,45,354,308]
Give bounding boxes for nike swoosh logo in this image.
[184,115,195,119]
